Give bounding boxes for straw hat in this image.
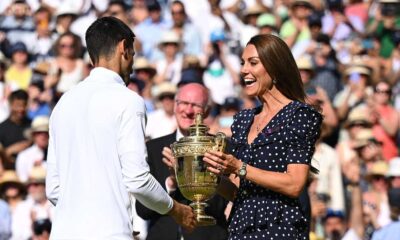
[353,129,380,149]
[158,31,181,47]
[243,4,265,17]
[344,107,372,129]
[152,82,177,100]
[133,57,156,76]
[27,166,46,185]
[56,2,79,17]
[345,65,371,77]
[31,116,49,133]
[365,161,389,181]
[0,170,26,195]
[296,55,313,70]
[387,157,400,177]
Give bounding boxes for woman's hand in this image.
[203,150,242,176]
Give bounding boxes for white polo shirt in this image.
[46,67,173,239]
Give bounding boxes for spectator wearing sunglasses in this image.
[368,81,399,161]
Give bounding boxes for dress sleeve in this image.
[285,106,322,165]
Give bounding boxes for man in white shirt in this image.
[45,16,196,239]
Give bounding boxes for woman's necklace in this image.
[255,112,268,133]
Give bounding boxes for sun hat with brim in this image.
[296,55,314,70]
[134,57,156,76]
[365,161,389,181]
[256,13,277,28]
[152,82,177,100]
[244,4,265,17]
[31,116,49,133]
[344,107,372,129]
[386,157,400,178]
[345,65,371,77]
[55,2,79,18]
[0,170,26,195]
[158,31,181,48]
[27,166,46,185]
[291,0,313,9]
[353,129,381,149]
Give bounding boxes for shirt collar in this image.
[176,128,184,141]
[88,67,126,86]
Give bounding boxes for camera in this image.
[317,193,331,203]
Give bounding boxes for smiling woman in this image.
[203,34,322,240]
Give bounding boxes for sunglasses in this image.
[171,10,184,15]
[60,44,74,49]
[374,88,391,95]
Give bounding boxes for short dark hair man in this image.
[0,89,31,165]
[46,17,196,239]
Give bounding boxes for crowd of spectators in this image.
[0,0,399,239]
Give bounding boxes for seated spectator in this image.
[25,6,55,63]
[54,3,79,35]
[209,96,241,138]
[0,89,31,163]
[352,128,384,174]
[386,157,400,188]
[0,170,26,213]
[132,57,157,112]
[371,187,400,240]
[256,13,279,35]
[0,59,9,122]
[334,63,373,121]
[153,30,184,85]
[26,79,51,120]
[0,0,34,45]
[169,1,203,57]
[363,161,391,230]
[145,82,177,140]
[0,198,11,240]
[5,41,32,91]
[16,115,49,183]
[279,0,313,58]
[203,29,240,106]
[45,32,87,99]
[12,166,53,240]
[368,80,399,161]
[134,1,170,60]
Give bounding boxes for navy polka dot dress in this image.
[228,101,322,240]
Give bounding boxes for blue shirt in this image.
[372,221,400,240]
[0,199,11,240]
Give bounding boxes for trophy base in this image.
[190,202,216,227]
[196,214,216,227]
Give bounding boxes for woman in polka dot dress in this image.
[203,34,322,240]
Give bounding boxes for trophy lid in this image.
[188,113,209,137]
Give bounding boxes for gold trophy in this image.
[171,113,226,226]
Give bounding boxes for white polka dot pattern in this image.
[228,101,322,239]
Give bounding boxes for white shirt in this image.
[16,144,46,183]
[145,109,176,140]
[46,67,173,239]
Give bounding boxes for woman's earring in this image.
[272,79,277,84]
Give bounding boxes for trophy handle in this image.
[169,143,178,172]
[214,132,226,152]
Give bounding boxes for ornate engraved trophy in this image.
[171,113,226,226]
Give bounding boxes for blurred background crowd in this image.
[0,0,399,239]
